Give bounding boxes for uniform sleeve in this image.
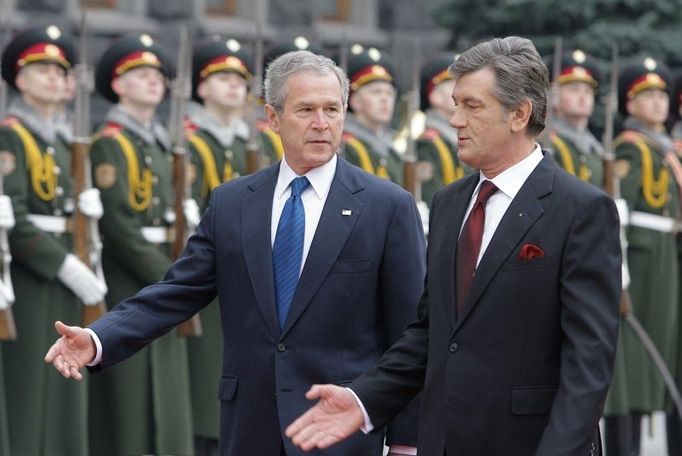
[614,141,641,211]
[416,138,441,208]
[378,190,427,446]
[90,135,170,285]
[0,127,68,279]
[188,140,208,211]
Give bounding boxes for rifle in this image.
[72,11,107,326]
[0,4,16,340]
[401,37,430,200]
[540,37,562,149]
[245,1,265,174]
[169,26,202,337]
[601,43,682,420]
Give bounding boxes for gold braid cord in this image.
[11,122,57,201]
[189,134,221,198]
[112,132,153,212]
[430,134,462,184]
[616,133,670,209]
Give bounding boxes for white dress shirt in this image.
[352,145,545,454]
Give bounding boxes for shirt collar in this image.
[475,144,543,199]
[275,154,338,200]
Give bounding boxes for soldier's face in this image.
[265,72,345,175]
[350,81,396,127]
[198,72,248,110]
[627,89,670,129]
[450,67,529,174]
[556,81,595,120]
[429,79,456,117]
[15,62,66,106]
[114,67,166,107]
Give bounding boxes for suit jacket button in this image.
[277,343,286,352]
[449,343,459,353]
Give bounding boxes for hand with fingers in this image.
[44,321,96,381]
[285,384,365,452]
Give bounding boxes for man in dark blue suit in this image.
[286,37,621,456]
[44,50,426,456]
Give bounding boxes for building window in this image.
[319,0,350,21]
[84,0,116,7]
[207,0,237,15]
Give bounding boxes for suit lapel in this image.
[454,155,555,332]
[439,175,478,329]
[241,166,281,339]
[281,159,365,336]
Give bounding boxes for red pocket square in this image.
[519,243,544,260]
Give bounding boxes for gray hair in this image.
[450,36,549,136]
[264,50,349,112]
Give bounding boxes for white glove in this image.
[614,198,629,227]
[78,188,104,220]
[0,280,14,311]
[57,253,108,305]
[0,195,15,230]
[416,200,430,238]
[183,198,201,229]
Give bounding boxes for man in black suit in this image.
[286,36,621,456]
[44,50,425,456]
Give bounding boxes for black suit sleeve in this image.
[378,190,427,446]
[535,193,621,455]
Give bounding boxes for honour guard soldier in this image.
[417,53,473,207]
[87,34,194,456]
[604,57,679,456]
[342,45,404,186]
[0,25,106,456]
[548,49,605,188]
[187,36,253,208]
[258,36,324,165]
[185,36,253,456]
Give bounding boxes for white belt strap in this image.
[27,214,68,233]
[140,226,173,243]
[629,211,679,233]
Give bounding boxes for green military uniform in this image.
[606,59,679,415]
[0,347,8,456]
[547,50,605,188]
[185,37,253,450]
[342,46,404,186]
[0,26,90,456]
[87,35,193,456]
[417,54,472,207]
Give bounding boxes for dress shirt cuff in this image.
[346,387,374,433]
[84,328,102,366]
[388,445,418,455]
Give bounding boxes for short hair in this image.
[264,50,349,112]
[450,36,549,136]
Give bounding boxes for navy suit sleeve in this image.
[379,190,427,446]
[89,198,219,372]
[535,194,621,455]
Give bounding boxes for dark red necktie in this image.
[456,180,498,316]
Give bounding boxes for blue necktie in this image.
[273,176,310,329]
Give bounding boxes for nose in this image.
[450,109,465,129]
[311,110,328,130]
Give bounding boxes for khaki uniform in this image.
[88,105,193,456]
[0,102,88,456]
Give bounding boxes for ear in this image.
[264,104,280,133]
[510,99,532,133]
[197,80,208,100]
[15,70,27,92]
[111,76,125,98]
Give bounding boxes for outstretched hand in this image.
[285,384,365,452]
[44,321,96,381]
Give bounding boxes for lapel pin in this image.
[342,209,352,216]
